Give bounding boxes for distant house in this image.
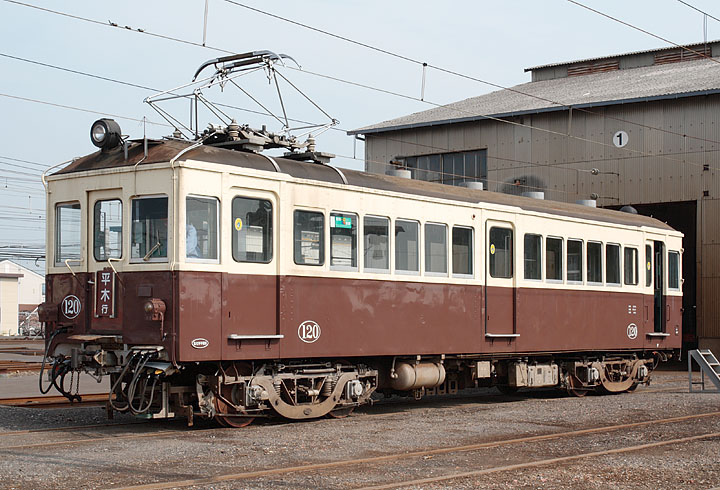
[0,260,44,336]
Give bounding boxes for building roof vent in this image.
[576,199,597,208]
[522,191,544,199]
[460,181,484,190]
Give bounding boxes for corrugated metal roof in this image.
[349,57,720,135]
[524,40,720,71]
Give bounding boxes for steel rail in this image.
[108,410,720,490]
[0,394,108,408]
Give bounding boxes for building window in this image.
[294,210,324,266]
[131,197,168,261]
[567,239,583,282]
[624,247,639,286]
[489,227,513,278]
[425,223,448,274]
[546,237,563,281]
[364,216,389,271]
[94,200,122,261]
[524,234,541,280]
[186,196,218,261]
[402,150,487,187]
[452,226,473,276]
[606,244,621,285]
[55,203,81,266]
[587,241,603,284]
[232,197,273,263]
[395,219,419,273]
[330,212,357,269]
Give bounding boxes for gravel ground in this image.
[0,370,719,490]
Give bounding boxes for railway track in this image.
[0,361,43,373]
[0,393,109,408]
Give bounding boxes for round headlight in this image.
[90,119,122,150]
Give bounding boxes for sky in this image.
[1,0,719,272]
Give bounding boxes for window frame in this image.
[394,218,420,275]
[93,198,123,262]
[523,233,542,281]
[231,195,274,264]
[294,208,325,267]
[185,194,220,264]
[545,236,564,283]
[330,211,359,272]
[587,240,604,285]
[363,215,390,274]
[130,194,169,263]
[605,243,621,286]
[624,246,639,286]
[451,225,474,278]
[424,222,449,277]
[566,238,584,284]
[668,250,681,290]
[55,201,82,267]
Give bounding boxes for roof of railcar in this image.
[55,139,675,231]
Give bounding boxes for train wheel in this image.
[213,364,255,428]
[214,414,255,428]
[327,406,355,419]
[567,374,588,397]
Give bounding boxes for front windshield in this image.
[131,196,168,261]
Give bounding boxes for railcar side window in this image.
[523,234,541,280]
[489,227,513,278]
[186,196,218,260]
[131,197,168,261]
[624,247,639,285]
[546,237,563,281]
[425,223,448,274]
[93,200,122,261]
[645,245,652,287]
[364,216,389,271]
[567,239,583,282]
[395,220,419,273]
[606,244,621,285]
[232,197,273,263]
[294,210,324,266]
[55,203,81,265]
[669,251,681,289]
[452,226,473,276]
[330,212,357,269]
[587,241,603,284]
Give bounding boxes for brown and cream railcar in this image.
[39,130,682,425]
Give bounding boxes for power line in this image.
[676,0,720,24]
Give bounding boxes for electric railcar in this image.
[38,119,682,426]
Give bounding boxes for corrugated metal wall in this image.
[364,94,720,341]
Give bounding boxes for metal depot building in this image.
[349,41,720,353]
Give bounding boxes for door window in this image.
[94,200,122,261]
[232,197,273,263]
[489,227,513,278]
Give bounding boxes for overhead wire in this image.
[676,0,720,24]
[2,0,718,185]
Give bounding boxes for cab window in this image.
[232,197,273,263]
[94,200,122,261]
[55,203,81,265]
[131,197,168,261]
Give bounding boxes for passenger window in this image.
[131,197,168,261]
[452,226,473,276]
[546,237,563,281]
[567,239,583,282]
[606,244,621,285]
[232,197,273,263]
[645,245,652,287]
[669,251,680,289]
[624,247,639,285]
[186,196,218,260]
[523,234,541,280]
[294,210,324,266]
[425,223,448,274]
[587,241,603,283]
[395,219,419,273]
[93,200,122,261]
[55,203,81,266]
[330,212,357,268]
[489,227,513,278]
[364,216,389,271]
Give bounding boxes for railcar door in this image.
[484,220,518,341]
[653,240,666,332]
